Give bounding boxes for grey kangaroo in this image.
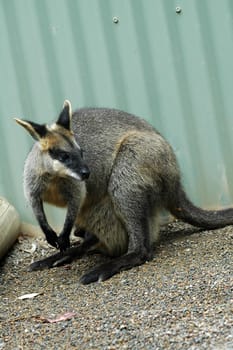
[15,100,233,284]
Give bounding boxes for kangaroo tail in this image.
[169,186,233,229]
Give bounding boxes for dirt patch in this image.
[0,222,232,349]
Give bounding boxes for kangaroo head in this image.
[15,100,90,181]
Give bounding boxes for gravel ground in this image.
[0,221,232,350]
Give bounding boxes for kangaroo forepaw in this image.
[57,235,70,252]
[46,231,59,249]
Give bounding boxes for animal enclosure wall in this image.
[0,0,233,226]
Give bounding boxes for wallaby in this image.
[15,100,233,284]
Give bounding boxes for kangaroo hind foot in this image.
[80,250,151,284]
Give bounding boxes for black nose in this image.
[80,166,90,180]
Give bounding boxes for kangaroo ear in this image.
[57,100,72,131]
[14,118,47,140]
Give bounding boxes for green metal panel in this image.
[0,0,233,226]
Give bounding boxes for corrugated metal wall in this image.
[1,0,233,226]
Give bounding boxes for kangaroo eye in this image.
[49,149,70,163]
[59,152,70,162]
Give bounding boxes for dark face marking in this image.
[49,147,84,164]
[49,149,73,165]
[49,147,89,180]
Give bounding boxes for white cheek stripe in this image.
[53,160,81,180]
[66,170,81,181]
[53,160,64,172]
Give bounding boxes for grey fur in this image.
[16,101,233,284]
